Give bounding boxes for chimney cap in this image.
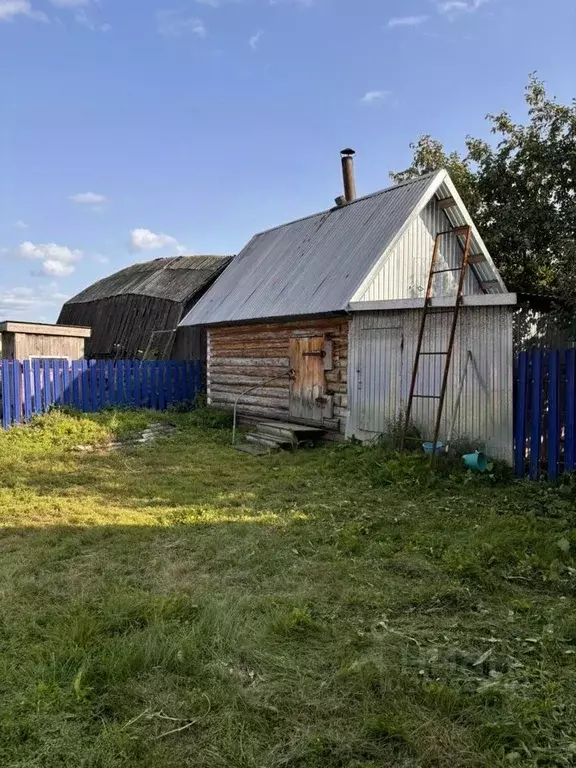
[341,148,356,157]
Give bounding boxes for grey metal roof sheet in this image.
[180,174,438,326]
[65,255,233,306]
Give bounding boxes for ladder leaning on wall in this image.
[400,225,472,465]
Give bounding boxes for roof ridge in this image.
[251,170,442,238]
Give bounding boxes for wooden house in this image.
[180,153,517,461]
[57,255,232,360]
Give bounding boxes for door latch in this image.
[302,350,326,358]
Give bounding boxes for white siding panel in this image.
[357,198,482,302]
[356,325,403,433]
[347,307,514,462]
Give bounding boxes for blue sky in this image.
[1,0,575,321]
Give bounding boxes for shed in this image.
[57,255,232,359]
[0,321,91,360]
[180,160,516,462]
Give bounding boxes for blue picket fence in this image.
[515,349,576,480]
[0,359,203,430]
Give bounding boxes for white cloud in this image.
[387,15,429,27]
[130,228,185,253]
[249,29,263,49]
[15,219,29,229]
[18,241,83,277]
[360,90,391,105]
[69,191,107,205]
[438,0,488,16]
[73,9,110,31]
[0,0,48,22]
[50,0,90,6]
[0,285,62,318]
[157,10,206,38]
[93,253,110,264]
[269,0,314,6]
[43,260,76,277]
[49,1,110,31]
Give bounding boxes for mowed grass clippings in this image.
[0,409,575,767]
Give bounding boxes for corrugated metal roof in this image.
[64,256,233,306]
[180,174,438,326]
[180,170,507,327]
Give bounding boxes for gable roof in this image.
[180,171,506,327]
[63,256,233,307]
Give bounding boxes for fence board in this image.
[62,362,71,407]
[2,361,11,428]
[547,351,560,480]
[149,363,158,410]
[115,362,123,405]
[528,351,543,480]
[33,361,42,413]
[514,352,528,476]
[98,361,106,408]
[157,362,165,411]
[194,360,202,401]
[54,360,63,406]
[172,361,181,403]
[80,361,89,412]
[133,362,141,408]
[11,362,21,424]
[106,361,115,406]
[43,360,52,408]
[71,362,81,408]
[141,362,150,408]
[23,361,32,421]
[0,358,203,429]
[123,361,132,406]
[566,350,576,472]
[90,362,98,412]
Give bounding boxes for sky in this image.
[1,0,575,322]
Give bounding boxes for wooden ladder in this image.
[400,225,472,464]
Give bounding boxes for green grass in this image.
[1,409,576,767]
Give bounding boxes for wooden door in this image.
[289,335,333,423]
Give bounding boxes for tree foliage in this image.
[392,76,576,316]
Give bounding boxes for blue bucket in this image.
[462,451,488,472]
[422,441,444,455]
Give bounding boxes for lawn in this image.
[0,409,575,767]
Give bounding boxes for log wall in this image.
[208,317,349,431]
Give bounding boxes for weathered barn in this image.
[58,256,232,359]
[180,158,516,461]
[0,321,91,360]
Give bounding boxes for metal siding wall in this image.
[358,198,482,302]
[356,325,403,433]
[348,307,514,462]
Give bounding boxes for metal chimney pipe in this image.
[340,148,356,203]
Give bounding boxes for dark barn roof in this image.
[58,255,232,358]
[66,256,231,305]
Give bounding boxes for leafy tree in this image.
[391,76,576,320]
